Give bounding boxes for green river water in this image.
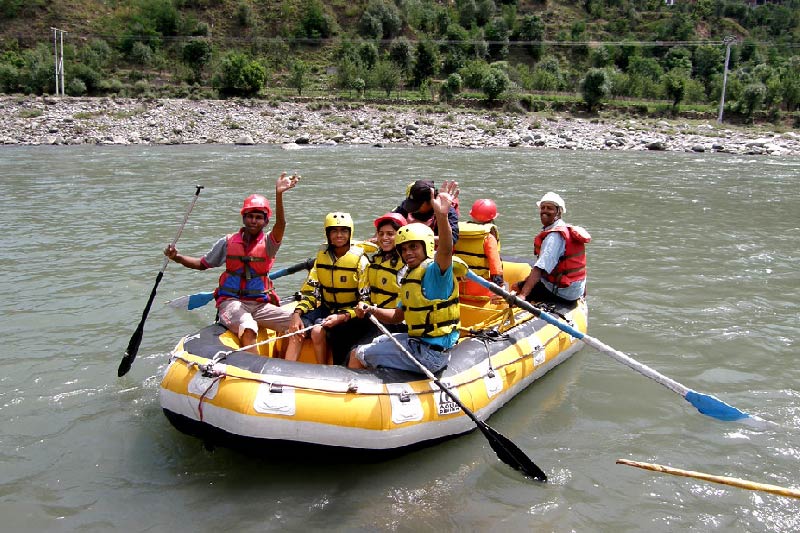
[0,145,798,531]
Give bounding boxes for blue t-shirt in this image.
[400,260,459,349]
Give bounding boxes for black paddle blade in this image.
[118,324,143,376]
[480,421,547,482]
[118,272,163,377]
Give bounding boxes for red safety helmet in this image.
[373,212,408,229]
[469,199,497,223]
[240,194,272,220]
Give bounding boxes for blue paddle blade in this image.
[685,391,750,422]
[187,291,215,310]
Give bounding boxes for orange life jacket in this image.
[215,230,278,306]
[533,224,590,288]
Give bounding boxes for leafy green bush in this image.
[213,52,267,97]
[0,62,19,93]
[481,68,510,101]
[580,68,611,112]
[440,73,463,103]
[66,78,87,96]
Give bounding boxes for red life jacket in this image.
[215,230,278,306]
[533,224,591,288]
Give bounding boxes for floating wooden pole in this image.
[617,459,800,500]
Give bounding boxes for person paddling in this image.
[349,180,467,374]
[513,192,590,305]
[164,172,300,353]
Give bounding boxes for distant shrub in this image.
[66,78,87,96]
[580,68,611,112]
[213,52,267,97]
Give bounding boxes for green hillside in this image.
[1,0,798,121]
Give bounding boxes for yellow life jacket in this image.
[454,221,500,278]
[367,251,404,309]
[296,244,366,313]
[400,258,468,338]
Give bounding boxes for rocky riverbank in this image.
[1,96,798,156]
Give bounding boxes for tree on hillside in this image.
[214,52,267,97]
[182,39,212,84]
[388,37,413,77]
[481,67,510,102]
[297,0,338,38]
[518,14,545,61]
[412,39,439,87]
[440,73,463,103]
[288,60,309,96]
[663,68,688,111]
[485,17,510,60]
[581,68,611,112]
[373,60,401,97]
[359,0,402,40]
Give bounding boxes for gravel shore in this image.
[2,96,798,156]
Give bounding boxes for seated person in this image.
[392,179,459,247]
[514,192,590,305]
[285,212,369,365]
[454,198,504,299]
[349,181,467,374]
[358,213,408,344]
[164,173,299,354]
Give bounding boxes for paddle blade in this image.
[479,422,548,482]
[118,322,143,376]
[685,390,750,422]
[166,291,215,311]
[119,272,162,377]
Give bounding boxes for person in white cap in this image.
[513,192,591,305]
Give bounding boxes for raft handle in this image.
[269,384,284,394]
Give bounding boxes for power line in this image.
[8,31,800,48]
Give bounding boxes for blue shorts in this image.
[354,333,449,374]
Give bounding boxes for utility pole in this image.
[51,27,67,96]
[717,36,736,124]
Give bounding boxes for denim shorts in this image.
[354,333,449,374]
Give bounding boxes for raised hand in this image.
[276,171,300,193]
[432,180,459,216]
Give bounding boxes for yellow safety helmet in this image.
[394,222,435,259]
[324,212,354,235]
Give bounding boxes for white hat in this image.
[536,192,566,213]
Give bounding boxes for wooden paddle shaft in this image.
[617,459,800,500]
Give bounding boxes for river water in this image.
[1,145,798,532]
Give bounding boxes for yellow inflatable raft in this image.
[159,260,587,452]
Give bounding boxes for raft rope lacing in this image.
[172,331,568,422]
[171,307,576,421]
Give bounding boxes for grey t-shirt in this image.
[201,231,281,268]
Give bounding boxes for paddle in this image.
[165,257,315,311]
[118,185,203,377]
[366,313,548,481]
[466,271,769,428]
[616,459,800,500]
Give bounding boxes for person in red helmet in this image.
[454,198,504,300]
[164,172,300,353]
[355,212,409,345]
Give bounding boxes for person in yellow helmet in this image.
[164,172,300,353]
[348,180,465,374]
[285,212,370,365]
